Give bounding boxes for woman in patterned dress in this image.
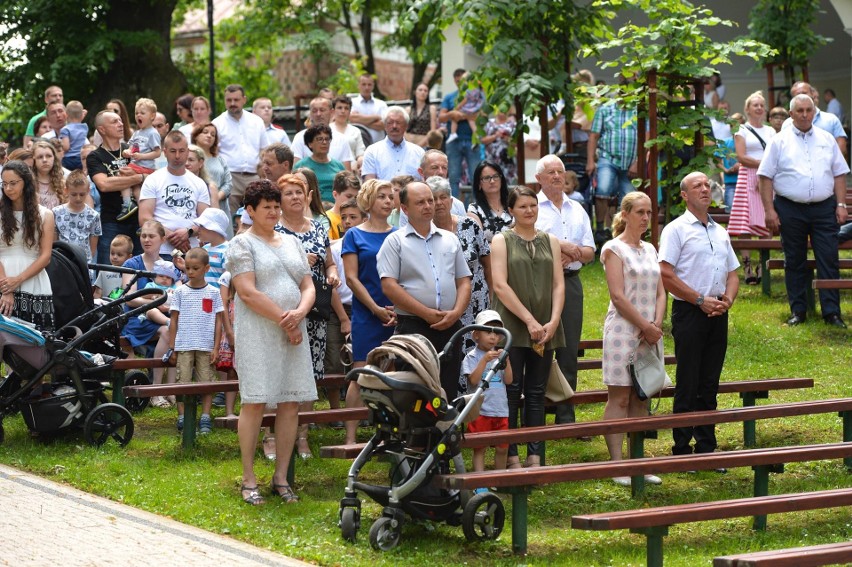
[599,192,667,487]
[405,83,437,148]
[275,174,340,460]
[481,112,517,184]
[0,161,55,332]
[467,160,513,243]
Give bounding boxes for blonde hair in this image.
[611,191,651,237]
[31,141,66,205]
[135,98,157,114]
[357,178,391,213]
[743,90,765,115]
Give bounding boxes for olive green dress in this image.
[493,230,565,350]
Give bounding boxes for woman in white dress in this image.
[0,161,55,331]
[226,179,317,505]
[600,191,666,487]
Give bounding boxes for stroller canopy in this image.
[359,334,444,398]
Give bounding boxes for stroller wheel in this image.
[83,403,134,447]
[462,492,505,542]
[369,516,401,551]
[123,370,151,413]
[340,507,359,542]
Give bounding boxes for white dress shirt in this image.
[535,192,596,271]
[212,111,268,174]
[361,137,425,181]
[351,95,388,143]
[290,128,353,164]
[757,125,850,203]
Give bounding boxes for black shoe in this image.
[824,314,847,329]
[786,313,806,326]
[713,467,728,474]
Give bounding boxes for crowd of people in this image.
[0,71,848,505]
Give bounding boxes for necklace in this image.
[282,215,309,233]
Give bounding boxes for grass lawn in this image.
[1,257,850,566]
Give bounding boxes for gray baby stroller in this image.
[338,324,511,550]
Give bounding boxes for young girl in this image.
[31,141,66,209]
[53,170,102,282]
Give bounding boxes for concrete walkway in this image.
[0,464,310,567]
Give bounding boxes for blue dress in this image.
[121,255,180,347]
[341,226,396,361]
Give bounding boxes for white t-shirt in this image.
[290,128,354,164]
[170,283,224,352]
[140,168,211,254]
[735,124,774,161]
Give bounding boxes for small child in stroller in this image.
[462,310,513,477]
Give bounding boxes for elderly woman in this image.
[600,192,667,487]
[428,176,491,369]
[491,186,564,468]
[467,160,513,242]
[226,179,316,505]
[294,125,345,203]
[0,161,56,331]
[275,173,340,460]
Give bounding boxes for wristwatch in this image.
[696,294,705,306]
[838,203,847,208]
[186,227,196,237]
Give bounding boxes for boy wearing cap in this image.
[462,310,513,477]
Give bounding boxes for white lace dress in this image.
[225,231,317,404]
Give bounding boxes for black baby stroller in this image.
[0,242,166,446]
[338,324,511,551]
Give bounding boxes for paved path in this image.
[0,464,310,567]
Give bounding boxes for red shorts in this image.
[128,163,155,175]
[467,415,509,449]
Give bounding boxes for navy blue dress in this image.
[341,226,396,361]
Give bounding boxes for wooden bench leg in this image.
[629,432,646,498]
[182,395,197,449]
[111,370,126,407]
[842,411,852,471]
[739,391,768,448]
[751,463,783,530]
[631,525,668,567]
[760,250,771,296]
[509,488,529,555]
[806,269,816,312]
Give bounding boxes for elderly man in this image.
[534,155,596,425]
[759,94,849,328]
[782,82,847,157]
[377,181,472,400]
[291,97,353,169]
[259,143,294,183]
[24,85,63,147]
[362,107,425,181]
[87,111,143,263]
[252,97,291,146]
[138,131,210,257]
[439,68,482,198]
[660,172,739,459]
[350,74,388,143]
[212,84,269,213]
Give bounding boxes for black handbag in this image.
[308,278,332,321]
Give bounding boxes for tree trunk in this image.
[89,0,188,124]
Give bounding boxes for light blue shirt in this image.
[462,347,508,417]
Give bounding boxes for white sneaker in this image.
[644,474,662,485]
[612,476,631,487]
[446,132,459,144]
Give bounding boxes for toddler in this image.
[141,261,179,325]
[53,170,102,282]
[93,235,133,302]
[120,98,162,220]
[166,248,224,435]
[462,310,513,479]
[447,75,484,145]
[562,170,586,205]
[59,101,89,170]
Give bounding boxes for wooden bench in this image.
[730,239,852,297]
[573,487,852,567]
[765,258,852,310]
[319,378,814,460]
[438,442,852,556]
[813,278,852,290]
[713,540,852,566]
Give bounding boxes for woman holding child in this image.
[490,186,564,468]
[600,191,667,487]
[227,179,316,505]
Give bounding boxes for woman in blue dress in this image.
[341,179,396,444]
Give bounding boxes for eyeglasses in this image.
[313,137,331,143]
[481,174,501,182]
[0,179,23,191]
[769,114,786,119]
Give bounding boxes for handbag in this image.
[628,340,671,402]
[545,360,574,403]
[308,278,332,321]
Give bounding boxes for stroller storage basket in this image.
[22,380,102,433]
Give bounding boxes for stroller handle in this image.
[440,324,512,356]
[88,263,156,279]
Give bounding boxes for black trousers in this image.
[395,315,463,401]
[670,300,729,455]
[506,346,553,458]
[554,273,583,423]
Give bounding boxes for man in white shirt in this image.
[758,94,849,329]
[781,82,847,157]
[659,171,739,459]
[534,154,596,425]
[212,84,269,214]
[290,97,353,169]
[252,97,291,146]
[350,74,388,143]
[138,131,211,257]
[362,107,424,181]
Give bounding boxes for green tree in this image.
[0,0,187,143]
[747,0,831,86]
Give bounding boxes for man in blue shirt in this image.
[439,68,482,199]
